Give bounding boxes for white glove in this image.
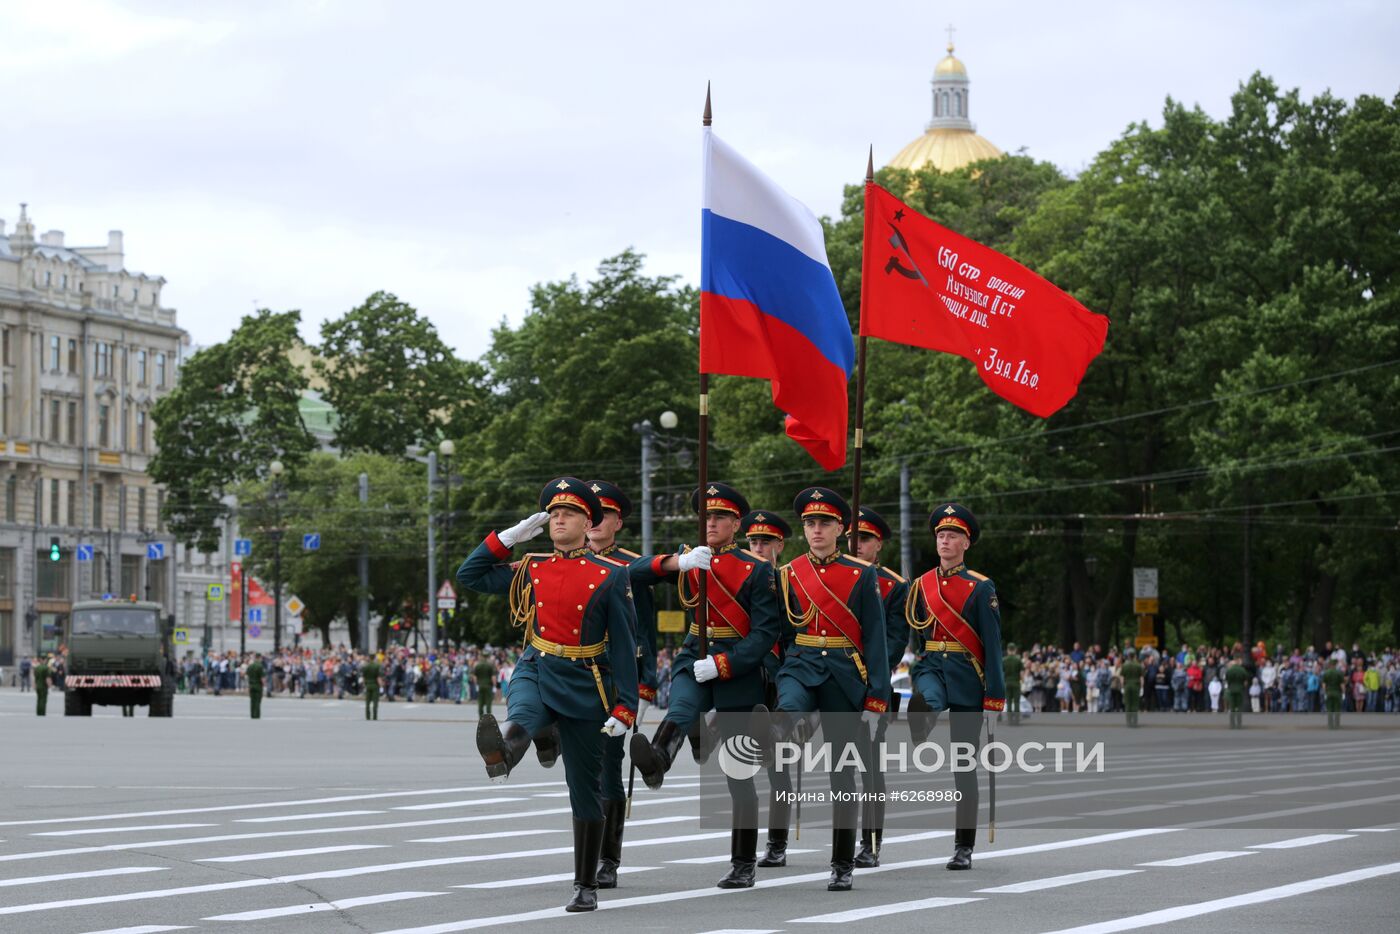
[861,708,882,740]
[676,545,714,573]
[636,698,651,724]
[693,656,720,683]
[600,716,628,737]
[498,511,549,548]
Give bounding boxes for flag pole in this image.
[848,147,874,548]
[698,83,712,660]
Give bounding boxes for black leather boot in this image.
[757,828,789,867]
[689,711,720,764]
[534,723,561,768]
[476,715,532,783]
[947,827,975,870]
[630,720,685,790]
[717,828,758,888]
[566,817,605,911]
[596,798,626,889]
[854,829,879,868]
[828,828,856,890]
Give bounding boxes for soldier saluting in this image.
[905,503,1005,871]
[629,481,781,889]
[757,487,890,891]
[457,477,638,912]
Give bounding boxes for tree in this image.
[151,309,316,551]
[317,291,488,456]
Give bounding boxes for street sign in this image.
[173,628,189,644]
[439,598,457,610]
[147,542,166,561]
[76,544,94,561]
[657,610,685,634]
[1132,567,1158,600]
[248,607,264,623]
[234,538,252,556]
[302,533,320,551]
[248,624,261,638]
[206,584,225,602]
[285,595,305,616]
[437,580,457,600]
[1133,597,1160,615]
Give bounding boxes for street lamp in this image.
[268,460,286,659]
[633,412,678,556]
[437,439,456,650]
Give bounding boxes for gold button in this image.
[533,578,541,584]
[588,584,595,590]
[821,630,827,635]
[573,628,579,634]
[941,580,948,586]
[579,559,587,565]
[852,569,858,575]
[537,601,544,607]
[576,604,583,610]
[599,569,606,575]
[820,568,826,574]
[821,650,828,656]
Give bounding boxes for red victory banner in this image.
[860,183,1108,417]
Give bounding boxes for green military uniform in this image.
[1322,663,1344,729]
[1121,652,1144,728]
[34,660,50,716]
[246,658,264,719]
[1225,658,1248,729]
[628,481,781,892]
[473,656,497,716]
[764,488,891,892]
[459,477,639,913]
[906,503,1005,872]
[1003,645,1024,726]
[362,658,382,720]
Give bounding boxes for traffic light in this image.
[48,537,61,562]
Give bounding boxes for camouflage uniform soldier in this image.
[1225,654,1248,729]
[34,657,51,716]
[1121,649,1143,728]
[1322,658,1344,729]
[474,654,498,717]
[1003,643,1024,725]
[362,656,382,721]
[247,656,264,719]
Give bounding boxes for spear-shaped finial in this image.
[866,145,874,183]
[703,82,712,127]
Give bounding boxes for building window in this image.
[44,271,52,287]
[4,476,15,522]
[67,401,77,444]
[137,350,148,384]
[112,284,120,298]
[49,478,60,525]
[61,273,69,290]
[155,353,167,388]
[95,342,112,378]
[136,409,148,453]
[68,338,78,373]
[0,547,13,596]
[121,554,140,599]
[49,335,61,371]
[2,327,11,365]
[156,489,165,531]
[67,480,77,527]
[92,483,104,528]
[49,398,61,441]
[37,548,72,599]
[132,287,140,301]
[98,403,110,448]
[137,487,147,530]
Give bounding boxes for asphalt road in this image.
[2,688,1398,934]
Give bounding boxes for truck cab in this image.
[63,598,176,717]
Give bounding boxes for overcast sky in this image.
[3,0,1396,358]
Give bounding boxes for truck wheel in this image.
[149,690,174,718]
[65,690,80,716]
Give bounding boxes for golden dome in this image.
[887,128,1003,173]
[934,44,966,78]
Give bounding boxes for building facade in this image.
[0,204,196,666]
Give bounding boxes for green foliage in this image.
[151,309,316,551]
[317,291,488,456]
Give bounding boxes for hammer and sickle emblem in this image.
[884,222,929,285]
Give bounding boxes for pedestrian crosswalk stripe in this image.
[790,896,983,923]
[202,891,447,922]
[199,844,389,863]
[236,810,384,823]
[1248,833,1356,849]
[455,866,661,888]
[0,867,168,888]
[1137,851,1257,867]
[35,823,217,837]
[975,869,1142,893]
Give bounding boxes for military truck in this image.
[63,599,176,717]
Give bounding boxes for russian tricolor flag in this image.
[700,130,855,470]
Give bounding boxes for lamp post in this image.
[268,460,286,658]
[632,411,677,556]
[439,439,455,649]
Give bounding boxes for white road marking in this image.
[790,896,983,923]
[0,867,169,888]
[976,869,1142,893]
[409,829,555,844]
[454,866,660,888]
[1036,861,1400,934]
[1349,828,1396,832]
[528,793,573,798]
[0,831,732,916]
[393,798,527,811]
[1247,833,1356,849]
[203,890,446,921]
[371,828,1176,934]
[199,844,389,863]
[34,823,217,837]
[669,849,817,864]
[1080,795,1250,817]
[1178,792,1400,829]
[1138,851,1258,867]
[76,927,192,934]
[235,810,385,823]
[0,783,563,827]
[694,930,783,934]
